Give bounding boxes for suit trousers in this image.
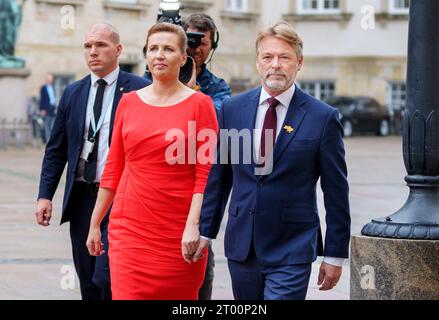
[198,243,215,300]
[68,182,111,300]
[227,243,312,300]
[43,114,54,144]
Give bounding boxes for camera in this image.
[149,0,204,84]
[158,0,205,50]
[187,32,205,49]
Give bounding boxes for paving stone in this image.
[0,136,407,300]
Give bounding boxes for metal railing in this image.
[0,117,44,149]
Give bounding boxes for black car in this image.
[325,96,391,137]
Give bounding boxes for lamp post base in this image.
[362,176,439,239]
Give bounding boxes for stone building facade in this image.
[15,0,409,113]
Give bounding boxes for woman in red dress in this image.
[86,23,218,300]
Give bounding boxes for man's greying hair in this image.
[183,13,217,44]
[255,21,303,59]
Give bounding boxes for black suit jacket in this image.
[38,70,150,224]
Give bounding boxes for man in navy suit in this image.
[34,23,150,300]
[193,21,351,300]
[39,73,57,144]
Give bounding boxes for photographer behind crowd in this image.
[182,14,231,112]
[183,13,231,300]
[145,13,231,300]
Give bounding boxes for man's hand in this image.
[35,198,52,226]
[192,238,209,263]
[185,56,198,89]
[317,262,342,291]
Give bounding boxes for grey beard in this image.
[264,78,291,92]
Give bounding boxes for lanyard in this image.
[89,82,116,140]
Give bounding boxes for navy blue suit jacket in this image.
[39,85,55,114]
[38,71,150,224]
[200,86,351,265]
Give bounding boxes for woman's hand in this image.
[182,194,205,263]
[181,221,201,264]
[86,225,105,256]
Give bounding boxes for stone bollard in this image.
[350,234,439,300]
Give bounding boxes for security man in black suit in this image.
[35,23,150,300]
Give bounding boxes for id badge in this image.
[80,139,95,161]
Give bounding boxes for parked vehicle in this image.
[325,96,391,137]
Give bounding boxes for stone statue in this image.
[0,0,26,68]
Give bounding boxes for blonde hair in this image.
[255,21,303,59]
[143,22,188,55]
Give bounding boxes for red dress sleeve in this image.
[193,93,219,194]
[100,94,127,191]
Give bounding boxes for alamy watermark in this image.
[360,5,376,31]
[164,121,276,176]
[60,265,76,290]
[360,265,376,290]
[60,5,75,30]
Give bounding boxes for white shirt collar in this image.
[91,67,120,87]
[259,83,296,109]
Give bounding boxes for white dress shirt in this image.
[76,67,119,182]
[254,84,295,162]
[46,84,56,106]
[202,84,344,267]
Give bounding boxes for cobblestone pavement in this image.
[0,136,407,300]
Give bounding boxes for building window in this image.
[389,0,409,14]
[388,81,406,134]
[226,0,248,12]
[299,80,335,101]
[53,74,75,103]
[297,0,341,14]
[388,82,406,112]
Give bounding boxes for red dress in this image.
[100,91,218,300]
